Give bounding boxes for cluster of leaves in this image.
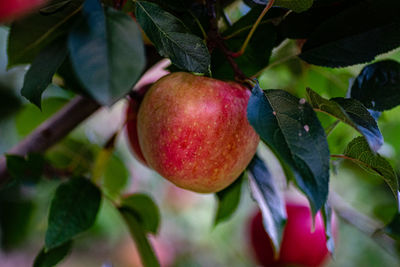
[1,0,400,266]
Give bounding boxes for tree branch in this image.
[329,191,398,256]
[0,45,162,187]
[0,96,100,187]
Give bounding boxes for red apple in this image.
[137,72,259,193]
[126,60,169,166]
[0,0,47,23]
[249,202,337,267]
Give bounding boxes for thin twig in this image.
[232,0,275,58]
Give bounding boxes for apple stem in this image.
[206,0,249,85]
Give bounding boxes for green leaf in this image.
[16,98,68,136]
[21,38,68,109]
[0,189,35,249]
[6,153,44,184]
[0,86,21,121]
[33,241,72,267]
[382,213,400,241]
[247,84,330,214]
[103,153,129,200]
[214,173,244,226]
[68,0,146,105]
[321,203,335,254]
[306,88,383,152]
[275,0,314,13]
[119,209,160,267]
[136,1,210,74]
[246,0,313,13]
[120,193,160,234]
[45,177,101,250]
[341,137,399,202]
[212,22,277,80]
[300,0,400,67]
[247,154,287,252]
[350,60,400,111]
[7,0,83,67]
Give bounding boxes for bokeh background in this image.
[1,1,400,266]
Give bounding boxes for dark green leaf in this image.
[68,0,145,104]
[322,203,335,254]
[278,1,358,39]
[33,241,72,267]
[45,177,101,249]
[120,209,160,267]
[300,0,400,67]
[212,22,277,80]
[306,88,383,151]
[0,86,21,121]
[136,1,210,74]
[350,60,400,111]
[214,173,244,226]
[21,38,68,108]
[120,193,160,234]
[247,154,287,251]
[341,137,399,202]
[247,84,330,214]
[6,153,44,184]
[0,191,35,249]
[7,0,83,66]
[246,0,314,12]
[382,213,400,241]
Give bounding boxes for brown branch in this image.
[329,191,398,256]
[206,0,247,83]
[0,96,101,187]
[0,46,162,188]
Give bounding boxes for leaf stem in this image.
[232,0,275,58]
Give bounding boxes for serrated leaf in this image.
[45,177,101,250]
[21,38,68,108]
[322,203,335,254]
[33,241,72,267]
[341,137,399,202]
[306,88,383,152]
[6,153,44,184]
[246,0,313,13]
[136,1,210,74]
[120,193,160,234]
[299,0,400,67]
[247,84,330,214]
[214,173,244,226]
[119,209,160,267]
[68,0,145,105]
[350,60,400,111]
[7,0,83,67]
[247,154,287,252]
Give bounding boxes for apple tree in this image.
[0,0,400,266]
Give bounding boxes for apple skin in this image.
[126,60,169,166]
[0,0,46,23]
[137,72,260,193]
[126,92,149,166]
[249,202,337,267]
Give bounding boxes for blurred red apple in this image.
[0,0,47,23]
[137,72,259,193]
[249,202,337,267]
[126,60,169,166]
